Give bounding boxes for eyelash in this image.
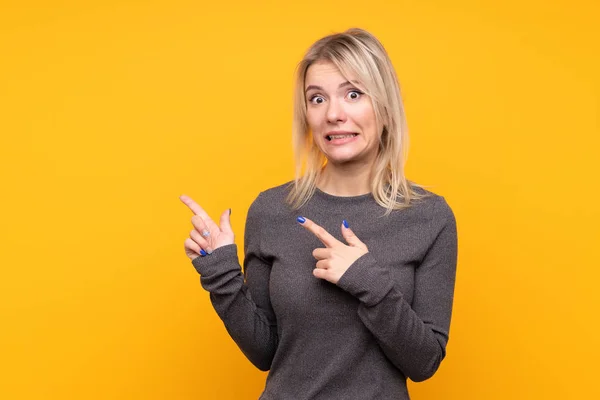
[308,90,364,104]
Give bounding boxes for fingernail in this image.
[200,249,207,256]
[296,216,306,224]
[206,248,213,255]
[343,219,349,228]
[229,208,232,216]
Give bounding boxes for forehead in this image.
[305,61,355,86]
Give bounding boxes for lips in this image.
[325,131,359,141]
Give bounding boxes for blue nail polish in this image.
[297,216,306,224]
[200,249,207,256]
[343,219,349,228]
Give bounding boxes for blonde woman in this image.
[180,28,458,399]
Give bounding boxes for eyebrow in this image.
[304,80,360,93]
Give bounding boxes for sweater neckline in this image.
[313,186,375,203]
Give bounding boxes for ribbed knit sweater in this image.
[191,181,458,399]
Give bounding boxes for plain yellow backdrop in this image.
[1,0,598,398]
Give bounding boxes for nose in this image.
[326,97,347,124]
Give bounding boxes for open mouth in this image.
[326,133,358,141]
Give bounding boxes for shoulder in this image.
[247,180,294,217]
[409,184,456,229]
[258,180,294,202]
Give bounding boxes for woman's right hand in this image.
[179,194,235,260]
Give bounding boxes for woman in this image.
[180,27,457,399]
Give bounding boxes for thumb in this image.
[219,208,233,234]
[341,220,365,248]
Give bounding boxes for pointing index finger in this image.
[179,195,210,220]
[299,217,340,248]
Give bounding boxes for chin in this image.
[327,147,362,159]
[325,154,360,165]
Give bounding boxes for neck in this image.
[317,160,373,197]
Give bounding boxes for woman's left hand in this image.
[297,217,369,285]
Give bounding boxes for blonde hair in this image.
[285,27,431,215]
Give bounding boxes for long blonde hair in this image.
[285,28,431,215]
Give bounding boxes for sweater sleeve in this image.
[336,196,458,382]
[190,193,278,371]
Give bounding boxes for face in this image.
[304,60,381,166]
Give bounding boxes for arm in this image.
[336,196,458,382]
[191,193,278,371]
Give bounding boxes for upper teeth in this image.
[328,134,356,139]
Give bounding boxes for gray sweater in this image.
[191,181,458,399]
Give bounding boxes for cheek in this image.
[357,104,376,126]
[305,109,322,131]
[351,106,377,137]
[306,113,321,143]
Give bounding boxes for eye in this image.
[308,95,325,105]
[347,90,363,100]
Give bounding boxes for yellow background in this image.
[1,0,598,398]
